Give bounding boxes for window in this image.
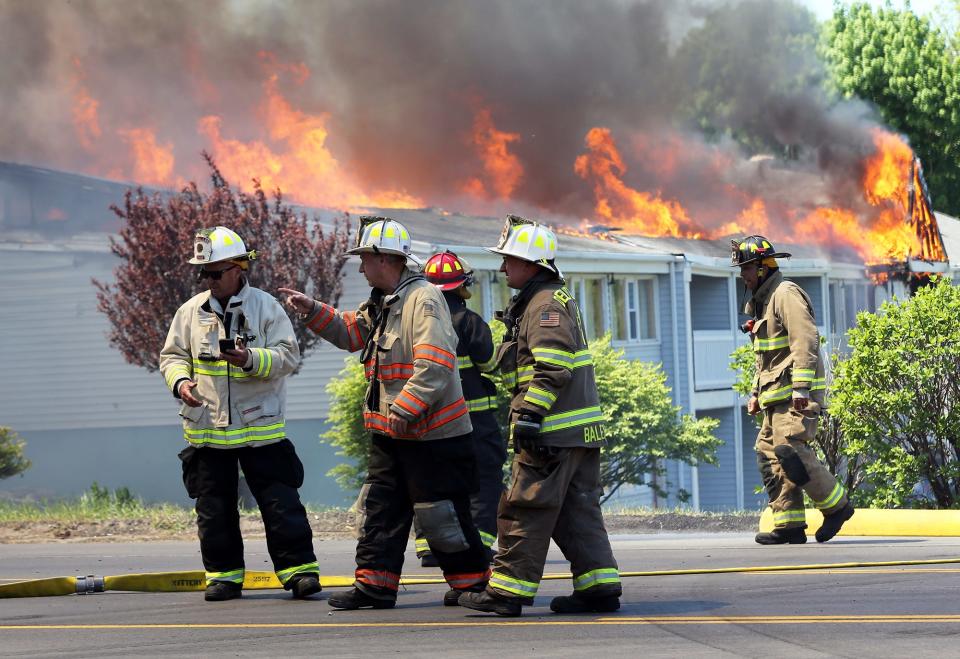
[565,277,606,341]
[612,277,656,341]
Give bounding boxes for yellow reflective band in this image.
[754,336,791,352]
[479,530,496,548]
[793,368,816,383]
[541,406,605,433]
[489,571,538,597]
[518,366,535,383]
[190,359,252,379]
[254,348,272,378]
[502,370,518,389]
[206,569,244,585]
[573,568,621,591]
[532,347,575,368]
[466,397,496,412]
[773,509,807,526]
[184,422,286,446]
[165,366,192,389]
[524,386,557,411]
[457,356,474,370]
[415,538,430,552]
[476,355,498,372]
[276,562,319,584]
[759,378,826,406]
[814,482,845,510]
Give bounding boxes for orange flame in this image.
[69,57,101,150]
[574,127,691,237]
[463,107,523,199]
[200,60,421,210]
[118,128,176,186]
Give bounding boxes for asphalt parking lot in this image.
[3,533,960,657]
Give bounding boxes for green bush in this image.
[0,426,31,479]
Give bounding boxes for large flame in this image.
[462,107,523,199]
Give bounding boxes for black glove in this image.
[513,412,555,457]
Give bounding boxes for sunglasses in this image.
[197,266,237,281]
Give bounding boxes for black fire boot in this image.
[816,503,855,543]
[550,592,620,614]
[755,526,807,545]
[289,574,322,599]
[204,581,242,601]
[327,587,395,610]
[443,584,485,607]
[458,590,523,617]
[420,553,439,568]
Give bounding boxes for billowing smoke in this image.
[0,0,894,232]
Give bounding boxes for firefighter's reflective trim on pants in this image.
[759,378,826,407]
[206,569,244,585]
[415,537,430,554]
[754,335,791,352]
[813,482,845,510]
[249,347,273,378]
[479,530,496,548]
[164,365,192,391]
[572,567,621,592]
[540,406,605,433]
[773,509,807,526]
[356,568,400,592]
[184,422,286,446]
[792,368,816,384]
[191,359,253,378]
[489,571,538,598]
[523,386,557,411]
[276,561,319,585]
[445,568,492,590]
[466,396,497,412]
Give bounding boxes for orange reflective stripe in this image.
[396,390,429,415]
[363,412,417,439]
[445,568,491,590]
[307,303,335,332]
[355,569,400,591]
[379,362,415,380]
[343,311,364,351]
[413,344,456,369]
[413,398,468,434]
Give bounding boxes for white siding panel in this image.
[0,250,368,431]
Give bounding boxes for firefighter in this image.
[414,251,505,568]
[279,216,491,610]
[159,226,321,602]
[459,215,622,617]
[732,235,855,544]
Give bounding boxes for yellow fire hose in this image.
[4,557,960,599]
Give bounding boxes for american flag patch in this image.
[540,310,560,327]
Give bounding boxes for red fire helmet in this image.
[423,250,474,291]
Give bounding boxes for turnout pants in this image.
[179,439,319,588]
[354,433,491,601]
[488,446,621,604]
[755,401,848,529]
[415,413,506,556]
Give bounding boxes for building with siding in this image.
[1,161,951,511]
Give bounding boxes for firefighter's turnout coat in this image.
[497,275,605,447]
[747,270,826,409]
[306,268,472,440]
[745,269,846,529]
[160,282,300,448]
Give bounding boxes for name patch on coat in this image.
[540,310,560,327]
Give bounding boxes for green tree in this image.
[820,2,960,214]
[0,427,31,479]
[830,277,960,508]
[320,329,722,503]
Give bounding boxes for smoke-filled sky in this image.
[0,0,920,250]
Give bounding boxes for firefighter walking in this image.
[159,226,320,601]
[280,216,491,610]
[733,235,855,544]
[459,215,622,617]
[414,251,506,567]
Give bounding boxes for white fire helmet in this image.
[344,216,422,266]
[188,226,256,266]
[486,214,560,275]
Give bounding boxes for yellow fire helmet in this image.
[188,226,255,266]
[345,216,422,266]
[486,214,560,275]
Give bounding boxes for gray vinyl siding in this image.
[695,407,737,511]
[6,419,353,506]
[790,276,824,320]
[0,247,369,432]
[690,275,731,330]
